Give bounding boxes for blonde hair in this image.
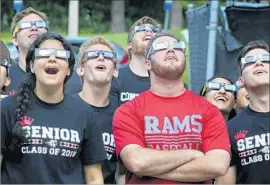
[10,7,49,37]
[78,36,117,66]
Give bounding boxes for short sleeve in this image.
[201,105,231,154]
[81,112,107,165]
[113,102,146,157]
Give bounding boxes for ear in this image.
[127,42,132,50]
[76,65,84,77]
[4,77,11,87]
[12,36,18,47]
[238,76,245,88]
[145,59,151,70]
[113,68,119,78]
[67,69,71,76]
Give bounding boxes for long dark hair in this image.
[9,32,75,150]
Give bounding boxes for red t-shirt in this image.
[113,90,231,184]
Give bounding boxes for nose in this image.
[97,54,105,61]
[48,54,56,62]
[166,45,175,53]
[144,29,153,34]
[219,87,226,93]
[30,25,38,31]
[254,58,264,66]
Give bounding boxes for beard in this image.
[132,40,147,56]
[151,59,186,81]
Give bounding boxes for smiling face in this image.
[78,44,116,86]
[12,13,48,52]
[204,78,235,114]
[240,48,270,89]
[31,39,70,88]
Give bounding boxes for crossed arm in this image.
[120,144,231,182]
[215,166,237,184]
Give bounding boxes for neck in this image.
[34,83,64,103]
[150,75,185,97]
[222,112,229,121]
[248,86,270,112]
[79,81,110,107]
[129,54,149,77]
[18,50,27,72]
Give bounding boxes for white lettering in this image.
[31,126,41,138]
[42,127,54,139]
[191,115,203,133]
[144,116,161,134]
[70,130,80,143]
[120,92,139,102]
[162,117,175,134]
[237,139,245,152]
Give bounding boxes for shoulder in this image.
[115,66,131,80]
[64,94,93,113]
[115,91,148,114]
[184,90,215,110]
[227,108,249,131]
[1,95,17,111]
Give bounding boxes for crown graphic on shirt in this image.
[234,130,248,140]
[20,116,34,126]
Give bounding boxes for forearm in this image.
[215,166,237,184]
[122,146,202,176]
[84,164,104,184]
[154,151,230,182]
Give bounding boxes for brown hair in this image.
[10,7,49,37]
[237,40,269,73]
[78,36,117,67]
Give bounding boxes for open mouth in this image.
[95,65,106,71]
[254,70,267,75]
[214,96,227,102]
[143,35,152,41]
[44,67,59,75]
[245,94,249,100]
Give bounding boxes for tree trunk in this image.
[171,1,184,29]
[111,0,125,33]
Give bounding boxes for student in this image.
[110,16,161,105]
[216,40,270,184]
[1,32,106,184]
[7,7,81,95]
[200,76,237,121]
[113,32,231,184]
[75,37,119,183]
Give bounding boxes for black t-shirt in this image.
[228,106,270,184]
[73,93,118,184]
[7,63,82,95]
[110,66,150,105]
[1,93,107,184]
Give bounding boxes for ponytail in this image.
[9,72,36,150]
